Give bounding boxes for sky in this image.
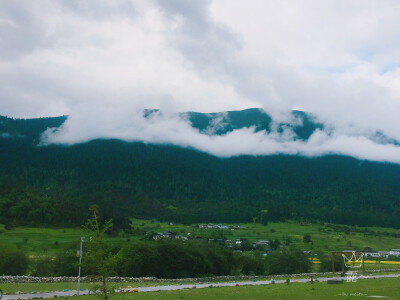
[1,0,400,162]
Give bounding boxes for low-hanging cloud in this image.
[1,0,400,163]
[40,107,400,164]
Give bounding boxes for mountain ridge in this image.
[1,109,400,230]
[2,108,397,149]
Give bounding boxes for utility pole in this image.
[77,236,86,296]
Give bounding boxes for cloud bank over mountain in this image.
[1,1,400,162]
[40,108,400,163]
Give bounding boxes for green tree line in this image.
[0,240,312,278]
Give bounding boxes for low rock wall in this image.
[1,269,400,284]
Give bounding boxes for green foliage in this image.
[259,210,268,226]
[32,257,55,276]
[238,238,252,251]
[303,234,312,243]
[0,247,28,275]
[237,252,265,275]
[269,239,281,250]
[388,255,400,261]
[319,255,347,272]
[264,249,312,275]
[53,249,79,276]
[83,205,119,300]
[0,179,88,227]
[116,239,237,278]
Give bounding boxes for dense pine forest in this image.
[1,112,400,229]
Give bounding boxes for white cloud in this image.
[1,0,400,162]
[40,109,400,163]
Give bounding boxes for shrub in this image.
[319,255,347,272]
[265,249,312,275]
[0,248,28,275]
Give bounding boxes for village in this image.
[151,223,400,259]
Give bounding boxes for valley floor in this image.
[1,219,400,256]
[1,276,400,300]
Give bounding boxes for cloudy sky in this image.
[2,0,400,162]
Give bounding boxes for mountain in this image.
[1,109,400,229]
[0,115,67,141]
[143,108,324,139]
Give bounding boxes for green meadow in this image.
[112,277,400,300]
[1,219,400,256]
[77,277,400,300]
[103,277,400,300]
[1,277,400,299]
[2,277,393,300]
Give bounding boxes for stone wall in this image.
[1,269,400,284]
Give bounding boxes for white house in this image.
[252,240,270,249]
[378,251,390,259]
[364,251,380,258]
[389,249,400,256]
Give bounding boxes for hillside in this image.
[1,110,400,229]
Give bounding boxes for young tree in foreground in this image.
[83,205,119,300]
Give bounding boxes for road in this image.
[2,274,400,299]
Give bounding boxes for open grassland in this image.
[0,226,83,255]
[1,219,400,256]
[2,277,400,299]
[44,277,400,300]
[0,273,349,294]
[0,274,376,294]
[0,225,129,255]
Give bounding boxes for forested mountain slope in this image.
[1,110,399,229]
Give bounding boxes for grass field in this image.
[1,219,400,256]
[25,277,400,300]
[1,277,400,299]
[123,277,400,300]
[0,226,83,255]
[0,225,128,255]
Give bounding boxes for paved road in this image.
[2,274,400,299]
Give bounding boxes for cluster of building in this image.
[199,223,246,230]
[224,239,270,249]
[363,248,400,259]
[152,231,400,259]
[153,233,271,251]
[153,231,188,241]
[252,240,270,249]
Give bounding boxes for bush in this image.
[265,249,312,275]
[0,248,28,275]
[303,234,312,243]
[388,255,400,261]
[116,239,238,278]
[53,249,79,276]
[31,249,79,277]
[32,257,55,276]
[238,252,264,275]
[319,255,347,272]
